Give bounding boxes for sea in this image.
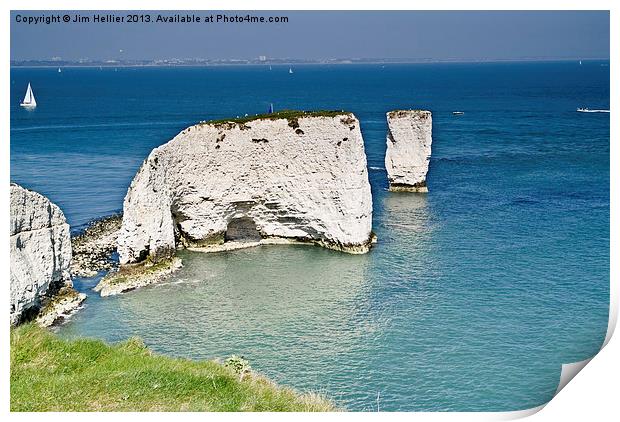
[10,62,610,411]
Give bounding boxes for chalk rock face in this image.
[385,110,432,192]
[10,183,73,325]
[117,112,374,265]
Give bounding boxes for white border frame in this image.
[2,2,616,420]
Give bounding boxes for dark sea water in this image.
[10,62,610,411]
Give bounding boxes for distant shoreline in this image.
[9,58,611,69]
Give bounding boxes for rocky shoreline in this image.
[71,214,122,277]
[66,213,184,297]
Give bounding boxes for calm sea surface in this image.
[10,63,610,411]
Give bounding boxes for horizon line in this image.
[9,57,612,67]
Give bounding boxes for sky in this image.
[10,10,610,61]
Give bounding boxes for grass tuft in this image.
[10,324,337,412]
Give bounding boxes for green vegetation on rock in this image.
[10,324,336,412]
[201,110,352,127]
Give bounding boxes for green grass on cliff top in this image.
[202,109,352,126]
[10,324,336,412]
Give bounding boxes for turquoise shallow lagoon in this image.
[10,62,609,411]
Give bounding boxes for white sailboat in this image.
[20,83,37,108]
[58,68,62,73]
[289,67,293,74]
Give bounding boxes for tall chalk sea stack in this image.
[385,110,433,192]
[10,183,84,326]
[117,111,374,266]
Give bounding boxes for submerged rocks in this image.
[385,110,433,192]
[117,111,374,266]
[10,183,85,326]
[71,214,122,277]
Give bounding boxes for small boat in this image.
[269,65,272,71]
[452,111,464,115]
[268,103,274,113]
[577,107,610,113]
[20,83,37,108]
[579,60,582,65]
[289,67,293,74]
[58,68,61,73]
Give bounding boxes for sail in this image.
[22,83,36,106]
[22,84,31,104]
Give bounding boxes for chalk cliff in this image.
[10,183,85,326]
[117,111,374,266]
[385,110,432,192]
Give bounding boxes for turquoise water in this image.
[10,63,609,411]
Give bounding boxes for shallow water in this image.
[11,62,609,411]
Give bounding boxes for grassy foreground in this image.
[10,324,336,412]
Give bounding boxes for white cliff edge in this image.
[385,110,433,192]
[10,183,85,326]
[101,112,374,295]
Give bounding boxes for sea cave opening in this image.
[224,217,262,242]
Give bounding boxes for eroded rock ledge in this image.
[94,256,182,297]
[117,110,374,267]
[385,110,433,192]
[35,286,87,327]
[10,183,85,326]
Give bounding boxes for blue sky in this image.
[10,11,610,61]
